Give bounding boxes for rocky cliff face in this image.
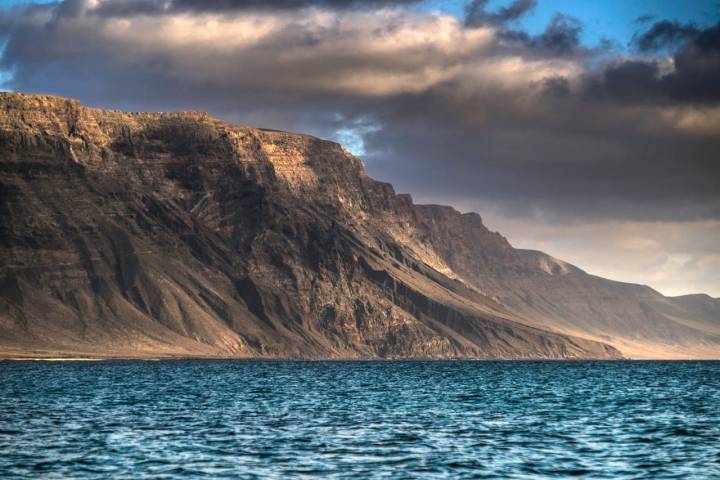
[0,93,713,359]
[394,203,720,358]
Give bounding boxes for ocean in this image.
[1,360,718,478]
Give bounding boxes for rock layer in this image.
[0,93,714,359]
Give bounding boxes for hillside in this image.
[0,93,716,359]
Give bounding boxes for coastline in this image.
[2,352,718,361]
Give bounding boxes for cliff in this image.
[0,93,714,359]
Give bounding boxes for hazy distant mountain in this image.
[0,93,715,359]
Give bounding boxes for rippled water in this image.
[1,361,718,479]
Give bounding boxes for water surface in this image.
[1,361,718,478]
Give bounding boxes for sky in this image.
[0,0,719,297]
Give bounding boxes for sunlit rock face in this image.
[0,93,714,359]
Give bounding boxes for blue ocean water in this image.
[1,361,718,479]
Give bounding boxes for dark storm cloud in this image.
[359,84,720,223]
[486,13,583,56]
[464,0,582,56]
[526,13,582,55]
[632,20,700,52]
[0,0,718,226]
[540,75,570,97]
[534,14,582,54]
[465,0,536,27]
[588,22,720,105]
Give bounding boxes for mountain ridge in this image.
[0,92,716,359]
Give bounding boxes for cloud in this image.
[0,3,496,99]
[587,22,720,106]
[632,20,699,52]
[634,14,654,25]
[466,2,583,57]
[89,0,422,17]
[0,0,717,230]
[465,0,536,27]
[540,75,571,97]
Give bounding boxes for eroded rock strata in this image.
[0,93,715,358]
